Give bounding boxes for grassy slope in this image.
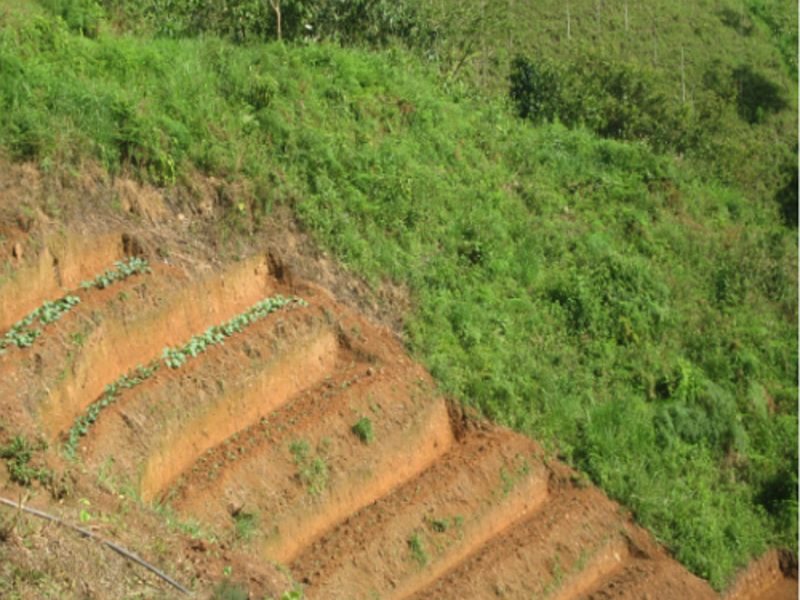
[0,1,797,590]
[414,0,798,205]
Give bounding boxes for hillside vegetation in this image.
[0,0,797,590]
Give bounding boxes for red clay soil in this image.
[0,224,796,600]
[724,549,798,600]
[164,288,453,555]
[39,253,283,436]
[0,227,129,332]
[170,365,454,564]
[77,300,333,497]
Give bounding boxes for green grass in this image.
[0,1,796,590]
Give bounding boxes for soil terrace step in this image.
[724,549,798,600]
[163,299,454,564]
[171,370,453,564]
[39,254,281,436]
[411,483,635,600]
[79,304,333,501]
[584,560,719,600]
[292,430,549,600]
[0,231,128,332]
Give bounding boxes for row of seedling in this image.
[64,294,309,456]
[1,295,81,351]
[65,361,160,457]
[1,257,151,353]
[78,257,152,290]
[161,295,308,369]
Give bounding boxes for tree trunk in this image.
[269,0,282,41]
[566,0,571,40]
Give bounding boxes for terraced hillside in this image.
[0,221,795,599]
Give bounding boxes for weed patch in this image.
[65,295,309,456]
[408,531,428,567]
[351,417,374,445]
[0,436,53,487]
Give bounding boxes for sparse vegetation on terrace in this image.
[1,257,151,353]
[162,295,307,369]
[64,295,309,456]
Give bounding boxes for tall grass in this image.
[0,2,796,589]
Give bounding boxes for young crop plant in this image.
[299,456,329,497]
[160,295,308,370]
[408,531,429,567]
[290,438,329,496]
[0,294,81,352]
[78,257,152,290]
[64,360,161,457]
[0,258,152,354]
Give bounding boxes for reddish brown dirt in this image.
[39,253,282,436]
[78,303,331,496]
[411,480,637,600]
[0,228,128,332]
[292,430,550,599]
[724,549,798,600]
[0,219,795,600]
[139,328,338,499]
[171,361,454,564]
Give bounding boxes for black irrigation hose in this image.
[0,496,193,596]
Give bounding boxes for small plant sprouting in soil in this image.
[234,510,259,542]
[352,417,374,444]
[408,531,429,567]
[299,457,329,497]
[213,579,247,600]
[290,439,329,497]
[289,439,311,463]
[427,516,451,533]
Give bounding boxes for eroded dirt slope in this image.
[0,221,795,600]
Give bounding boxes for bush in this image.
[352,417,374,444]
[509,53,700,152]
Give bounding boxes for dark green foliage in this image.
[416,0,798,220]
[732,64,789,124]
[510,53,703,152]
[746,0,798,79]
[508,57,562,123]
[776,145,798,227]
[40,0,103,37]
[97,0,427,47]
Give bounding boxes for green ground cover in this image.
[0,0,796,589]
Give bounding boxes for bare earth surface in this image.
[0,208,795,599]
